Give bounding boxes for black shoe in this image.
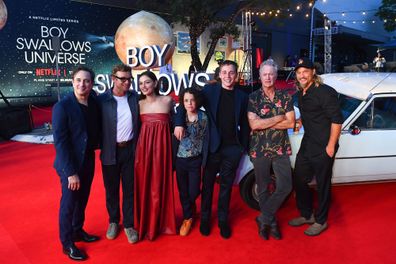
[63,244,87,261]
[270,224,282,240]
[73,230,100,243]
[200,219,210,236]
[218,221,231,239]
[255,217,269,240]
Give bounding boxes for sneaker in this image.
[180,218,193,236]
[106,223,119,240]
[124,227,139,244]
[288,215,315,227]
[304,222,328,236]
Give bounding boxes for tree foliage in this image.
[135,0,292,71]
[376,0,396,32]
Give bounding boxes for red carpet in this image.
[1,141,395,264]
[30,105,53,128]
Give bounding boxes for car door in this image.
[333,95,396,183]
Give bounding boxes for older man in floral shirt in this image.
[247,59,295,240]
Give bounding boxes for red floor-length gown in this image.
[134,113,176,240]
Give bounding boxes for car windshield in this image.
[338,94,362,122]
[291,93,362,122]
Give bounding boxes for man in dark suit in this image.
[53,66,100,261]
[174,60,250,239]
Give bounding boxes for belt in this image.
[116,140,133,148]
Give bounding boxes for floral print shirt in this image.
[177,110,208,158]
[247,88,293,159]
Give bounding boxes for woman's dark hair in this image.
[138,70,160,99]
[178,88,202,110]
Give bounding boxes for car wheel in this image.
[239,170,260,210]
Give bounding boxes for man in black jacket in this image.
[174,60,250,239]
[53,66,100,261]
[98,64,140,243]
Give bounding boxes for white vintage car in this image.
[236,72,396,209]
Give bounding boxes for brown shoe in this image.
[180,218,193,236]
[304,222,328,236]
[288,214,315,227]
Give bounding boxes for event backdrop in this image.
[0,0,141,105]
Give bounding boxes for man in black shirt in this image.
[288,58,343,236]
[174,60,250,239]
[53,66,101,261]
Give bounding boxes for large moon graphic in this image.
[0,0,7,30]
[114,11,175,70]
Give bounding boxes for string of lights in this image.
[246,2,387,26]
[245,1,314,19]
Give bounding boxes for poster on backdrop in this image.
[0,0,209,106]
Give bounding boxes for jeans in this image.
[102,144,135,228]
[252,155,292,225]
[176,155,202,219]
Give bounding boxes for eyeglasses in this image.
[113,75,133,83]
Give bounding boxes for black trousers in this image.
[176,156,202,219]
[201,144,243,222]
[59,150,95,248]
[294,149,335,224]
[102,145,135,228]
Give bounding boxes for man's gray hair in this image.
[259,59,278,76]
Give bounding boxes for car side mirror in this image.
[350,125,361,135]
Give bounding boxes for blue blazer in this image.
[52,92,99,180]
[175,83,250,154]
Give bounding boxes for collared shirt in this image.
[177,110,208,158]
[248,88,293,159]
[297,83,343,156]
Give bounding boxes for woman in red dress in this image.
[134,71,176,241]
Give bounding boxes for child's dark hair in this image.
[178,88,202,109]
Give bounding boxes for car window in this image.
[339,94,361,122]
[292,93,361,123]
[353,97,396,129]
